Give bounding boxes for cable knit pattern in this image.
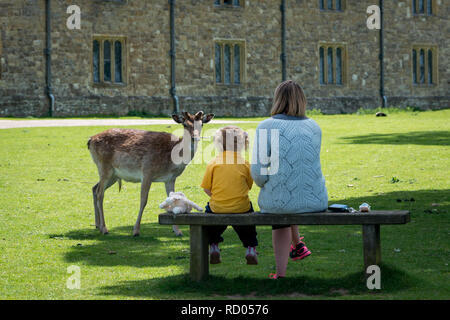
[251,114,328,214]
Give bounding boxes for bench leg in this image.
[362,224,381,271]
[190,225,209,281]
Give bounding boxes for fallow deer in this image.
[87,111,214,236]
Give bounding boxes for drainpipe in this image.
[169,0,180,114]
[379,0,387,108]
[280,0,287,81]
[45,0,55,117]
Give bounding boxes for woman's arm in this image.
[251,121,272,187]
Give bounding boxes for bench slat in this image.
[159,210,410,226]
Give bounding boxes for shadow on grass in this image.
[98,263,417,299]
[340,131,450,146]
[54,188,446,298]
[53,223,190,268]
[54,189,448,269]
[331,189,449,216]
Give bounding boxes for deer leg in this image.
[133,177,152,237]
[96,170,116,235]
[96,181,108,235]
[92,183,100,228]
[165,180,183,237]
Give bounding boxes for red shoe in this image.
[269,273,285,280]
[290,237,311,261]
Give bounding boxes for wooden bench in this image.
[159,210,410,281]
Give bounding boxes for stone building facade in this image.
[0,0,448,117]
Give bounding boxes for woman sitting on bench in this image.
[251,80,328,279]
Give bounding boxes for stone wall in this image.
[0,0,448,117]
[384,0,449,109]
[0,0,47,116]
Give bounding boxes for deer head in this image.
[172,111,214,142]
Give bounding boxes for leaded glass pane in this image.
[428,49,433,84]
[234,45,240,84]
[319,0,324,10]
[93,40,100,83]
[412,49,417,84]
[419,0,424,13]
[104,40,111,82]
[224,44,231,84]
[327,47,333,84]
[427,0,432,14]
[215,43,221,83]
[336,47,342,84]
[327,0,333,10]
[319,47,325,84]
[233,0,240,6]
[336,0,342,11]
[419,49,425,84]
[114,41,122,83]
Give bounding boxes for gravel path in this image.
[0,119,258,129]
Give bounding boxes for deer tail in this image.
[118,179,122,192]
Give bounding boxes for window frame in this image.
[411,45,438,86]
[213,39,246,86]
[92,35,127,87]
[412,0,436,16]
[319,0,346,12]
[214,0,244,9]
[95,0,128,3]
[0,33,2,80]
[318,43,348,86]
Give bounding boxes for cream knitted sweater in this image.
[251,114,328,213]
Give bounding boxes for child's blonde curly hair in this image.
[213,126,249,153]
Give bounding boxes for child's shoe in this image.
[289,237,311,261]
[245,246,258,265]
[269,273,285,279]
[209,243,221,264]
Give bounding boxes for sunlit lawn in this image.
[0,109,449,299]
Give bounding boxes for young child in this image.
[200,126,258,265]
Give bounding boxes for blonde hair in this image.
[213,126,249,152]
[270,80,307,117]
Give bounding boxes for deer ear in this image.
[202,113,215,124]
[182,111,190,119]
[172,114,183,124]
[194,111,204,121]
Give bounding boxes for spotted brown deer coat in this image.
[88,111,214,236]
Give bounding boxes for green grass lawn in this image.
[0,109,449,300]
